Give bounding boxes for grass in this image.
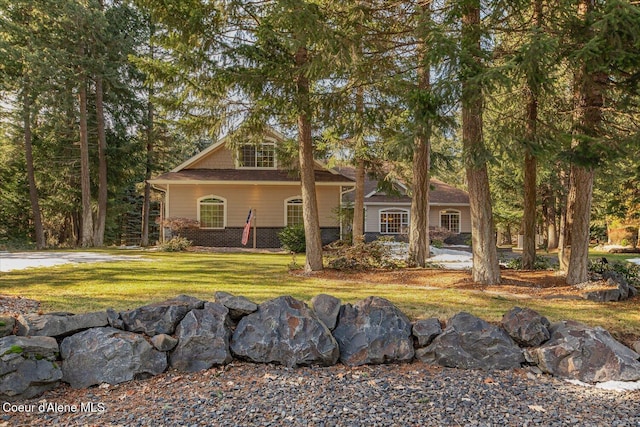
[1,249,639,340]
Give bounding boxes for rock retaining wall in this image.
[2,293,640,401]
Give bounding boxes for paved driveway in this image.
[0,251,149,272]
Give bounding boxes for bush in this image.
[429,227,455,244]
[505,255,554,270]
[589,258,640,288]
[279,225,306,253]
[326,237,404,271]
[159,236,192,252]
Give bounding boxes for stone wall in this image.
[2,294,639,401]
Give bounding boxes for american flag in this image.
[241,209,253,245]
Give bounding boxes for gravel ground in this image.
[3,362,640,427]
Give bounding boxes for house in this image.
[148,129,354,248]
[337,167,471,244]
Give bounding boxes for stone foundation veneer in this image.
[178,227,340,248]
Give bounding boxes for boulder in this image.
[310,294,341,330]
[214,291,258,321]
[416,312,524,370]
[0,335,62,401]
[60,327,167,389]
[16,311,108,338]
[170,302,232,371]
[501,307,550,347]
[413,318,442,348]
[150,334,178,352]
[231,296,338,367]
[0,316,15,337]
[526,320,640,383]
[333,296,414,366]
[106,308,124,329]
[119,295,204,336]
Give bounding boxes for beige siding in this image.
[364,204,471,234]
[187,147,235,169]
[167,184,340,227]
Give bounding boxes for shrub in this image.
[429,227,455,244]
[326,237,404,271]
[505,255,554,270]
[589,258,640,288]
[279,225,306,253]
[159,236,192,252]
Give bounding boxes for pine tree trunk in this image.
[93,75,107,246]
[408,10,431,268]
[558,168,570,269]
[521,0,543,269]
[22,87,46,249]
[351,86,365,243]
[352,158,365,243]
[295,46,323,272]
[141,98,154,247]
[78,50,94,248]
[522,152,537,269]
[565,0,607,285]
[462,1,500,284]
[409,132,430,267]
[566,166,594,284]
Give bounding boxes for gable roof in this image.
[336,166,469,205]
[170,126,336,174]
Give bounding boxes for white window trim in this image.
[379,208,410,234]
[284,196,304,227]
[439,209,461,234]
[236,141,278,169]
[197,195,227,229]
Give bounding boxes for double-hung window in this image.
[238,142,276,168]
[198,196,226,229]
[285,197,304,226]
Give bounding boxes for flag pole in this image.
[252,208,257,249]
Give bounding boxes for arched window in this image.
[379,208,409,234]
[285,197,304,226]
[198,196,226,229]
[440,209,461,234]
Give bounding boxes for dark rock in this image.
[119,295,204,336]
[0,316,15,337]
[526,320,640,383]
[310,294,341,330]
[633,340,640,354]
[150,334,178,352]
[501,307,550,347]
[413,318,442,348]
[231,296,338,367]
[214,291,258,321]
[603,271,630,299]
[333,296,414,366]
[170,302,232,371]
[416,312,524,370]
[16,311,108,338]
[60,327,167,389]
[0,335,62,401]
[106,308,124,329]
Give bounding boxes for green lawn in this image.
[1,249,639,341]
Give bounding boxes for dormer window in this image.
[238,142,276,169]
